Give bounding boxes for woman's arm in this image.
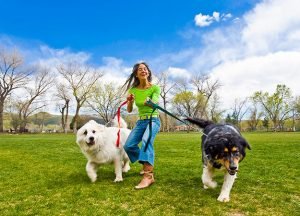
[127,94,134,113]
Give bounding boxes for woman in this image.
[122,62,161,189]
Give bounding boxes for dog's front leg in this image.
[86,161,98,183]
[217,172,236,202]
[202,165,217,189]
[114,156,123,182]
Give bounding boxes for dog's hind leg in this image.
[122,157,130,173]
[202,165,217,189]
[217,172,237,202]
[86,161,98,183]
[114,156,123,182]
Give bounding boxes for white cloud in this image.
[98,57,131,85]
[210,51,300,109]
[242,0,300,55]
[195,13,215,27]
[166,67,191,81]
[213,12,220,22]
[186,0,300,110]
[194,11,233,27]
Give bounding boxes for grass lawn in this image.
[0,132,299,215]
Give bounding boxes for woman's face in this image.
[136,64,149,81]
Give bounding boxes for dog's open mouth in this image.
[228,169,238,175]
[86,141,95,146]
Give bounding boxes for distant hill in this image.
[2,112,104,131]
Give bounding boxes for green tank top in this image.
[129,85,161,117]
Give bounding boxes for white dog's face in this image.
[76,120,105,149]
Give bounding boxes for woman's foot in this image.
[135,163,154,189]
[135,171,155,189]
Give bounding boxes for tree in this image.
[55,83,71,133]
[156,71,176,132]
[57,61,103,133]
[31,112,52,132]
[230,98,249,129]
[208,94,224,122]
[87,82,125,123]
[173,91,203,117]
[262,117,269,131]
[225,113,233,124]
[14,66,54,132]
[0,48,29,132]
[247,106,263,131]
[191,74,221,118]
[291,96,300,131]
[253,84,293,131]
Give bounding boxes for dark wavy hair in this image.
[122,62,152,92]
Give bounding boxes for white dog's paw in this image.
[114,177,123,182]
[217,194,230,202]
[203,181,217,189]
[87,172,97,183]
[89,176,97,183]
[122,165,130,173]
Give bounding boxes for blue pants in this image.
[124,118,161,166]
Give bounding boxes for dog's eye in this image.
[83,130,87,135]
[92,130,96,133]
[232,151,239,156]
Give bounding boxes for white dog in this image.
[76,117,131,183]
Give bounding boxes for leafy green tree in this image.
[173,91,205,117]
[253,84,293,131]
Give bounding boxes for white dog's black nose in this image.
[89,137,94,141]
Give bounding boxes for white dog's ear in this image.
[77,125,85,136]
[89,120,105,132]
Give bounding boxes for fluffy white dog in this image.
[76,117,131,183]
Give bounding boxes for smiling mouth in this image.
[86,141,95,146]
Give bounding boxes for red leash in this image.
[116,100,128,148]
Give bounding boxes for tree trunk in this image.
[73,104,80,133]
[65,100,69,134]
[0,101,4,133]
[61,105,66,133]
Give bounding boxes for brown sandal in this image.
[135,171,155,189]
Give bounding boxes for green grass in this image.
[0,132,299,216]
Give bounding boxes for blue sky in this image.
[0,0,258,64]
[1,0,299,110]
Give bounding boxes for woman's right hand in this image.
[127,94,134,102]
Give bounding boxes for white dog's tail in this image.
[109,116,128,129]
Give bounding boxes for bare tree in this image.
[0,48,29,132]
[87,82,125,123]
[208,94,225,122]
[57,61,103,132]
[231,98,249,129]
[16,66,54,132]
[55,83,71,133]
[191,73,221,118]
[156,71,176,132]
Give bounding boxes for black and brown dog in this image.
[186,117,251,202]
